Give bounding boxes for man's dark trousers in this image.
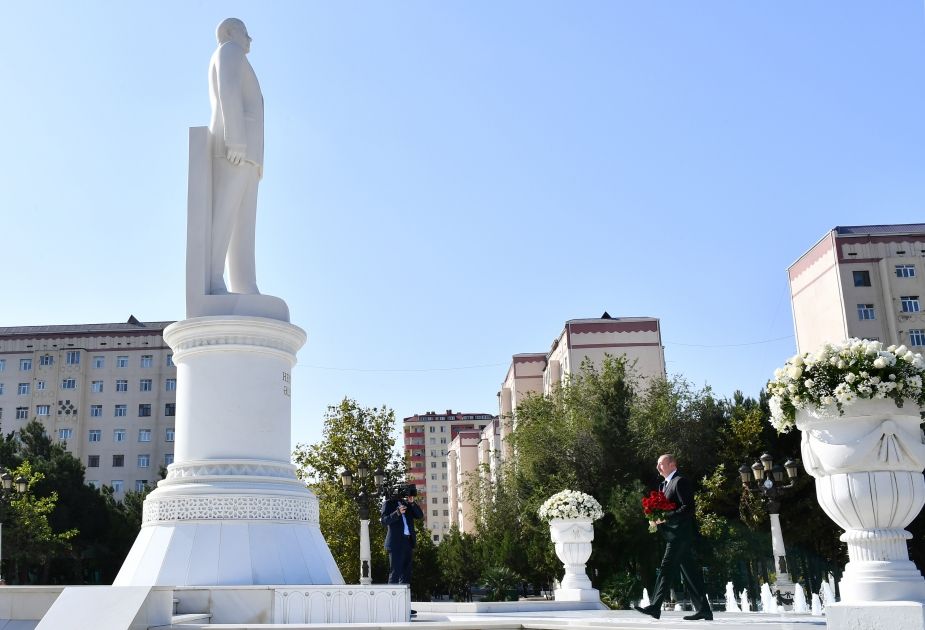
[388,535,414,584]
[651,520,710,611]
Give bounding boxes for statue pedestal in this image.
[114,316,343,586]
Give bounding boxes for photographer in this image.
[380,487,424,585]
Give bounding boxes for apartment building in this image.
[402,409,497,542]
[789,224,925,354]
[447,312,666,532]
[447,418,500,534]
[498,313,665,453]
[0,317,177,498]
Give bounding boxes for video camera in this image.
[382,483,417,502]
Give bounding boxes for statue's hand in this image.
[225,144,246,166]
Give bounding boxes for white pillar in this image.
[359,519,372,585]
[114,316,343,586]
[769,513,794,595]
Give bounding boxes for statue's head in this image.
[216,18,251,54]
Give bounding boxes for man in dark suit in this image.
[380,492,424,585]
[635,454,713,621]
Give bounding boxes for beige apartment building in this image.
[789,224,925,354]
[447,418,501,534]
[0,318,177,498]
[447,313,666,533]
[402,409,497,543]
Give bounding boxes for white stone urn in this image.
[549,518,599,602]
[797,398,925,603]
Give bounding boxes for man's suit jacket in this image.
[659,471,697,541]
[209,41,265,168]
[380,499,424,550]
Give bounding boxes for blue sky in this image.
[2,3,924,450]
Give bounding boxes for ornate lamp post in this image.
[340,465,386,585]
[738,453,799,604]
[0,469,28,585]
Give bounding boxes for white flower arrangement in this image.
[538,490,603,521]
[768,338,925,433]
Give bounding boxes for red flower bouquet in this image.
[641,490,677,533]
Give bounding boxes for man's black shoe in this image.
[683,610,713,621]
[634,605,660,619]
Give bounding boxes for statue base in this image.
[113,316,341,586]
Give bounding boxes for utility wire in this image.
[303,334,795,373]
[664,334,794,348]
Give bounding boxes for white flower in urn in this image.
[538,490,604,522]
[767,338,925,432]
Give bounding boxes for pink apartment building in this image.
[789,224,925,354]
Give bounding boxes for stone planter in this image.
[796,398,925,603]
[548,518,599,602]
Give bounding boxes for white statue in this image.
[208,17,264,295]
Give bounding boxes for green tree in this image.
[2,461,77,584]
[437,526,480,601]
[293,399,406,585]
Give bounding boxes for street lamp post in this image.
[0,470,28,585]
[738,453,799,605]
[340,465,386,585]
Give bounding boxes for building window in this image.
[430,462,437,469]
[443,510,449,516]
[164,403,176,417]
[114,405,127,417]
[432,510,438,517]
[36,405,50,416]
[137,454,150,468]
[65,350,80,366]
[910,329,925,346]
[35,380,45,391]
[91,381,104,393]
[433,535,440,542]
[896,264,917,278]
[135,480,148,492]
[164,453,174,466]
[87,455,100,468]
[140,355,153,368]
[138,429,152,442]
[39,354,53,366]
[441,461,447,468]
[111,480,123,493]
[166,355,174,367]
[165,379,177,392]
[0,359,5,372]
[0,383,3,395]
[15,407,28,420]
[431,497,438,504]
[17,383,29,396]
[138,404,152,417]
[857,304,875,320]
[90,405,102,417]
[429,426,435,433]
[114,429,126,442]
[19,359,31,371]
[58,428,72,440]
[139,379,153,392]
[113,455,124,467]
[87,480,99,489]
[443,497,449,504]
[901,296,921,313]
[853,270,872,287]
[117,356,129,368]
[61,378,76,390]
[88,429,101,442]
[115,380,128,393]
[93,356,105,369]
